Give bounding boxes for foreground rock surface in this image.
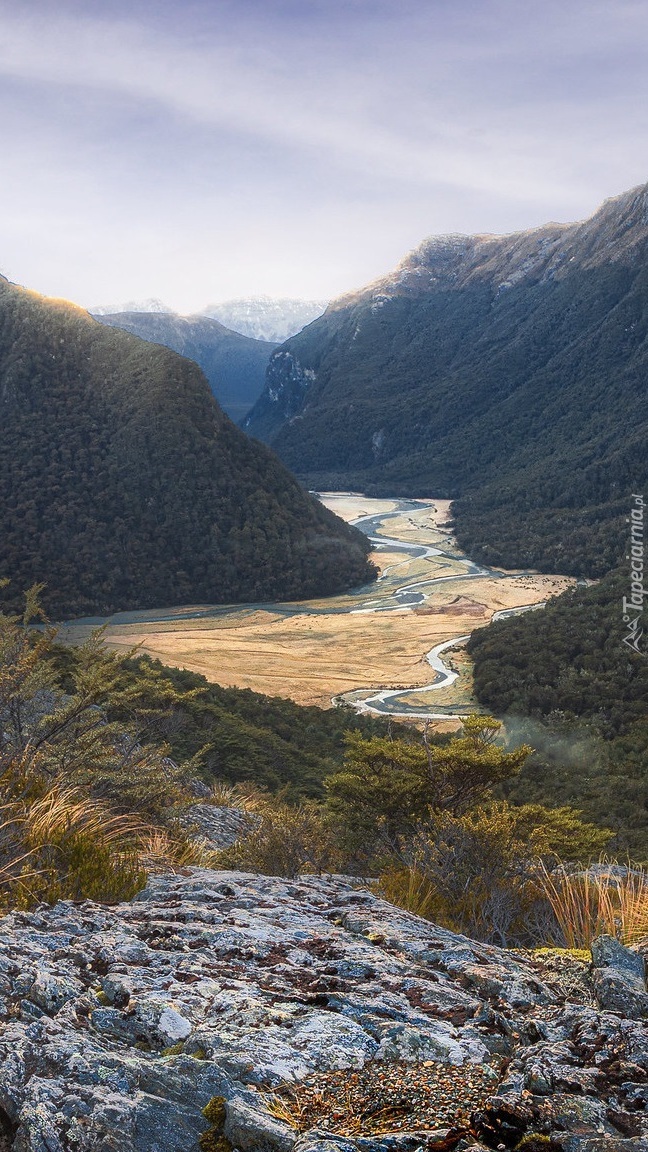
[0,871,646,1151]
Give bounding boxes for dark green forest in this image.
[0,278,374,618]
[97,649,646,856]
[468,571,648,854]
[103,656,397,798]
[245,227,648,580]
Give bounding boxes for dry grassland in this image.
[59,497,573,708]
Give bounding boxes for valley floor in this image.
[59,495,573,719]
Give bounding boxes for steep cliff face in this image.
[243,349,317,439]
[243,184,648,576]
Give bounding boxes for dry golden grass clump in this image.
[537,860,648,948]
[0,786,220,911]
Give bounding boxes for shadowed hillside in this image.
[0,278,374,618]
[94,310,276,422]
[245,184,648,578]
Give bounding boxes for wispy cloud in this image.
[0,0,647,308]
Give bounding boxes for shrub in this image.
[207,779,270,811]
[379,801,612,946]
[0,784,222,910]
[217,799,342,877]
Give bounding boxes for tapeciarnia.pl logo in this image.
[623,493,645,655]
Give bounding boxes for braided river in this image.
[60,494,574,722]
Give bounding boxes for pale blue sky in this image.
[1,0,648,312]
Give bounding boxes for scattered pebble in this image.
[262,1060,501,1135]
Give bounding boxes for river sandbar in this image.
[59,496,573,713]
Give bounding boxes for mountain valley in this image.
[200,296,329,343]
[4,2,648,1148]
[93,310,277,423]
[2,177,648,1152]
[60,494,572,714]
[245,184,648,580]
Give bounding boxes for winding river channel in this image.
[322,495,548,719]
[63,493,573,721]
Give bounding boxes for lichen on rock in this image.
[0,871,647,1150]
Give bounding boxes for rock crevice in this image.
[0,872,646,1151]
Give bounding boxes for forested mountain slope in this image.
[0,278,373,618]
[94,310,276,422]
[245,184,648,577]
[468,569,648,852]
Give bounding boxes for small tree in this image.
[325,717,531,865]
[422,715,531,814]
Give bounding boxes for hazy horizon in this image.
[1,0,648,313]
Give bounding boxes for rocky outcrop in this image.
[0,871,647,1151]
[591,935,648,1020]
[179,805,258,849]
[242,350,317,441]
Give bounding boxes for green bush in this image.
[380,801,611,946]
[217,799,342,878]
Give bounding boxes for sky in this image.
[1,0,648,314]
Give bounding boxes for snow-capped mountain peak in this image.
[200,296,328,342]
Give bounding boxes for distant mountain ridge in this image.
[94,311,276,423]
[244,183,648,577]
[0,278,374,618]
[201,296,328,342]
[90,297,329,344]
[91,298,171,315]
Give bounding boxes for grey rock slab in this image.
[179,803,258,848]
[591,936,646,980]
[293,1135,458,1152]
[224,1095,296,1152]
[131,1092,212,1152]
[0,871,647,1150]
[592,968,648,1020]
[591,935,648,1019]
[294,1136,358,1152]
[560,1141,648,1152]
[27,971,85,1015]
[356,1136,456,1152]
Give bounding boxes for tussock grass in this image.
[538,859,648,948]
[0,786,219,910]
[377,865,438,921]
[25,786,149,847]
[138,828,221,872]
[208,779,269,812]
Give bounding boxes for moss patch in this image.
[199,1097,230,1152]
